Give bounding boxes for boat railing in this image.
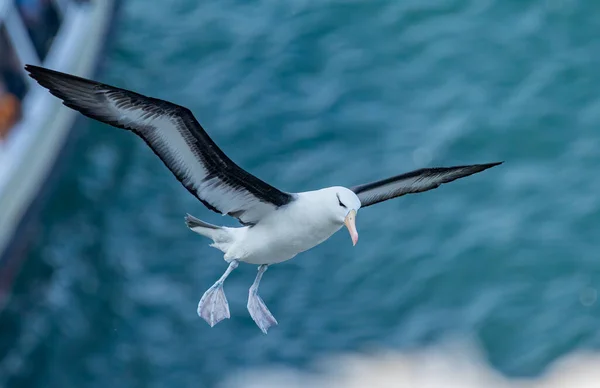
[0,0,90,143]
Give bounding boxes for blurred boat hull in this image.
[0,0,120,308]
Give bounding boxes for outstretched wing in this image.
[351,162,502,207]
[26,65,293,225]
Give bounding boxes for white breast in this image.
[224,192,343,265]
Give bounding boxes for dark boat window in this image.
[14,0,62,61]
[0,26,27,138]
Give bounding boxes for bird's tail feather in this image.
[185,214,234,254]
[185,214,223,239]
[185,214,220,230]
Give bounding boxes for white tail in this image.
[184,214,234,254]
[184,214,222,238]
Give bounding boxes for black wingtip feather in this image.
[469,161,504,175]
[485,161,504,168]
[25,64,98,106]
[25,64,87,86]
[25,64,71,93]
[24,64,143,132]
[467,161,504,173]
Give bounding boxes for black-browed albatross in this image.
[25,64,502,334]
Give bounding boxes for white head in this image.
[320,186,362,246]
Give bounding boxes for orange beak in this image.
[344,209,358,246]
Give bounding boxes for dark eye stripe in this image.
[336,193,347,208]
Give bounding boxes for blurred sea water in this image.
[3,0,600,386]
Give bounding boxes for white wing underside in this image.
[112,102,278,221]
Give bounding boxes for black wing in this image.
[351,162,502,207]
[25,65,293,225]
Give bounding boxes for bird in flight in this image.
[25,64,502,334]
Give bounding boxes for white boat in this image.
[0,0,118,301]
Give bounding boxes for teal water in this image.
[3,0,600,386]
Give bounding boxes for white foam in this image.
[221,343,600,388]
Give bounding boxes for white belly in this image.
[224,203,344,265]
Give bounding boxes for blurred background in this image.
[1,0,600,387]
